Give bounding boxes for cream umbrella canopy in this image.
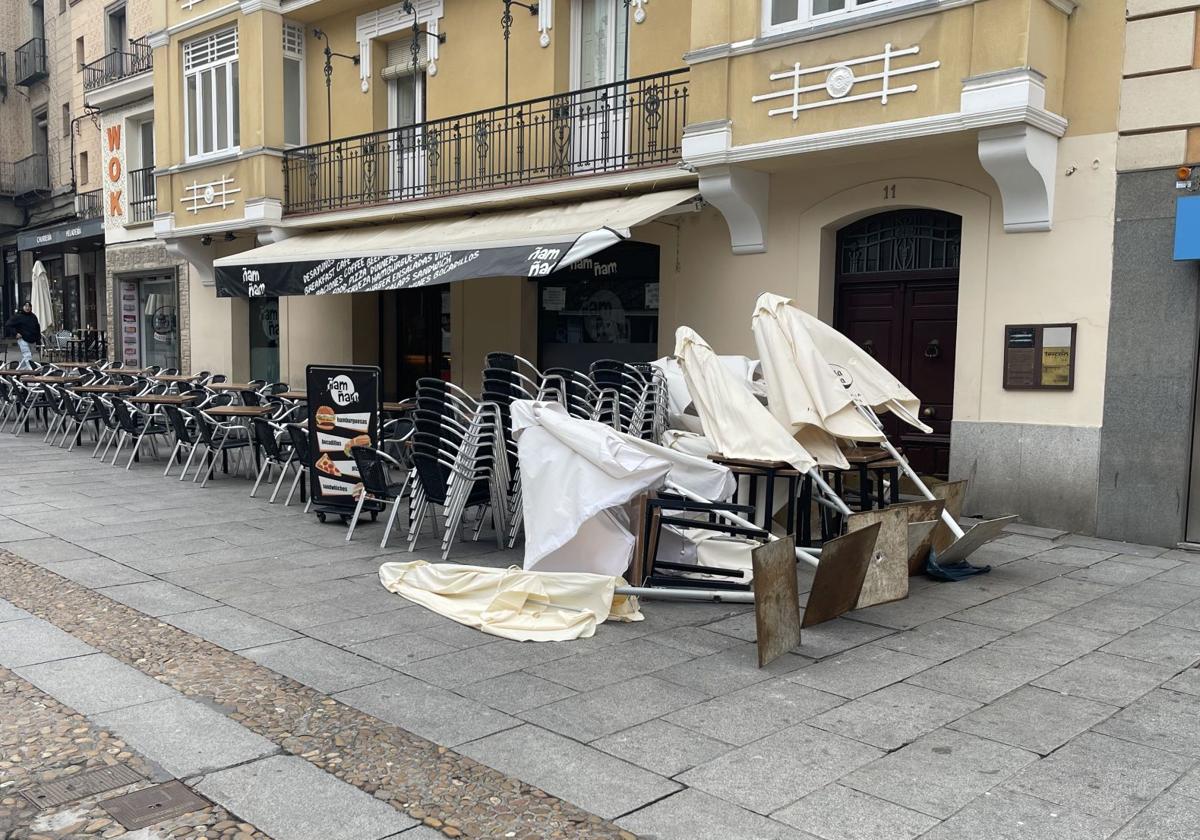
[29,260,54,333]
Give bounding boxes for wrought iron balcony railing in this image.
[76,189,103,220]
[128,166,155,224]
[13,154,49,196]
[283,68,689,216]
[15,38,48,87]
[83,38,153,91]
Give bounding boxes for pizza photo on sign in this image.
[315,406,337,431]
[315,453,341,477]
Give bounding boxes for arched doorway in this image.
[834,209,961,478]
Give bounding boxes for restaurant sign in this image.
[305,364,382,515]
[217,243,587,298]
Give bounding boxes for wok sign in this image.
[304,365,381,513]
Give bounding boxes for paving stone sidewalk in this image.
[1,434,1200,839]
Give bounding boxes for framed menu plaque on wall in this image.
[1003,323,1077,391]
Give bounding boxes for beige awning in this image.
[214,188,699,298]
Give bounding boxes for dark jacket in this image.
[5,311,41,345]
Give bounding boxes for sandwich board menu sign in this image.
[305,364,381,514]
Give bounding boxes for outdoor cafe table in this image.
[270,392,409,415]
[23,375,83,384]
[208,382,256,391]
[73,384,138,394]
[205,405,274,418]
[130,394,200,406]
[155,374,196,384]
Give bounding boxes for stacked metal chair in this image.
[589,359,669,440]
[407,378,510,559]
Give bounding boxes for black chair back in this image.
[350,446,392,496]
[252,418,284,460]
[285,423,310,463]
[110,399,140,434]
[164,405,196,444]
[240,390,262,407]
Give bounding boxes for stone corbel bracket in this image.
[684,121,770,254]
[963,69,1060,233]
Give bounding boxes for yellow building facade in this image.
[148,0,1128,536]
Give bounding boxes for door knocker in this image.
[924,338,941,359]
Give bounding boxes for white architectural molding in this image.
[357,0,445,89]
[629,0,648,24]
[965,68,1056,232]
[163,236,215,286]
[976,124,1057,232]
[752,43,940,120]
[146,30,169,49]
[181,176,241,214]
[538,1,553,47]
[239,0,281,12]
[256,226,294,245]
[1044,0,1077,15]
[244,197,284,226]
[697,165,770,255]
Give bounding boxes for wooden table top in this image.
[155,374,196,383]
[73,384,138,394]
[208,382,257,391]
[131,394,200,406]
[205,405,273,418]
[841,447,891,465]
[23,375,83,384]
[53,361,104,369]
[270,395,409,413]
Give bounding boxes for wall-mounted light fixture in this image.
[313,28,362,141]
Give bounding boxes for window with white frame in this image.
[767,0,916,32]
[282,21,305,147]
[383,39,425,129]
[183,26,240,160]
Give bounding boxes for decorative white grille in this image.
[282,21,305,59]
[181,175,241,214]
[752,42,939,121]
[183,27,238,72]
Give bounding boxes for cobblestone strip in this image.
[0,552,636,840]
[1,667,273,840]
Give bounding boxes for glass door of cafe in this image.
[249,297,280,383]
[137,275,180,371]
[379,286,450,401]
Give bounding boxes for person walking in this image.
[5,303,42,370]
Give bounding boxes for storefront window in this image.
[116,274,180,370]
[537,241,659,371]
[250,297,280,383]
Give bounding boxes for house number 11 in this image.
[883,184,897,199]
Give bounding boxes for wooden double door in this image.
[833,210,961,478]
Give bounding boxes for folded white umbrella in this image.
[30,260,53,333]
[674,326,818,474]
[378,560,643,642]
[762,294,931,433]
[511,399,735,577]
[651,354,764,434]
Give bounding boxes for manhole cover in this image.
[100,781,211,830]
[21,765,144,809]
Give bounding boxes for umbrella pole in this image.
[615,585,756,604]
[853,403,966,540]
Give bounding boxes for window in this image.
[106,5,127,52]
[79,151,88,184]
[138,118,154,169]
[61,103,69,137]
[573,0,628,90]
[31,0,45,40]
[75,37,84,71]
[282,21,304,147]
[183,26,239,160]
[766,0,905,32]
[383,38,426,129]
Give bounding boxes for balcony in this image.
[128,166,155,224]
[14,38,48,87]
[75,189,103,220]
[12,154,49,199]
[283,68,689,217]
[83,38,154,109]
